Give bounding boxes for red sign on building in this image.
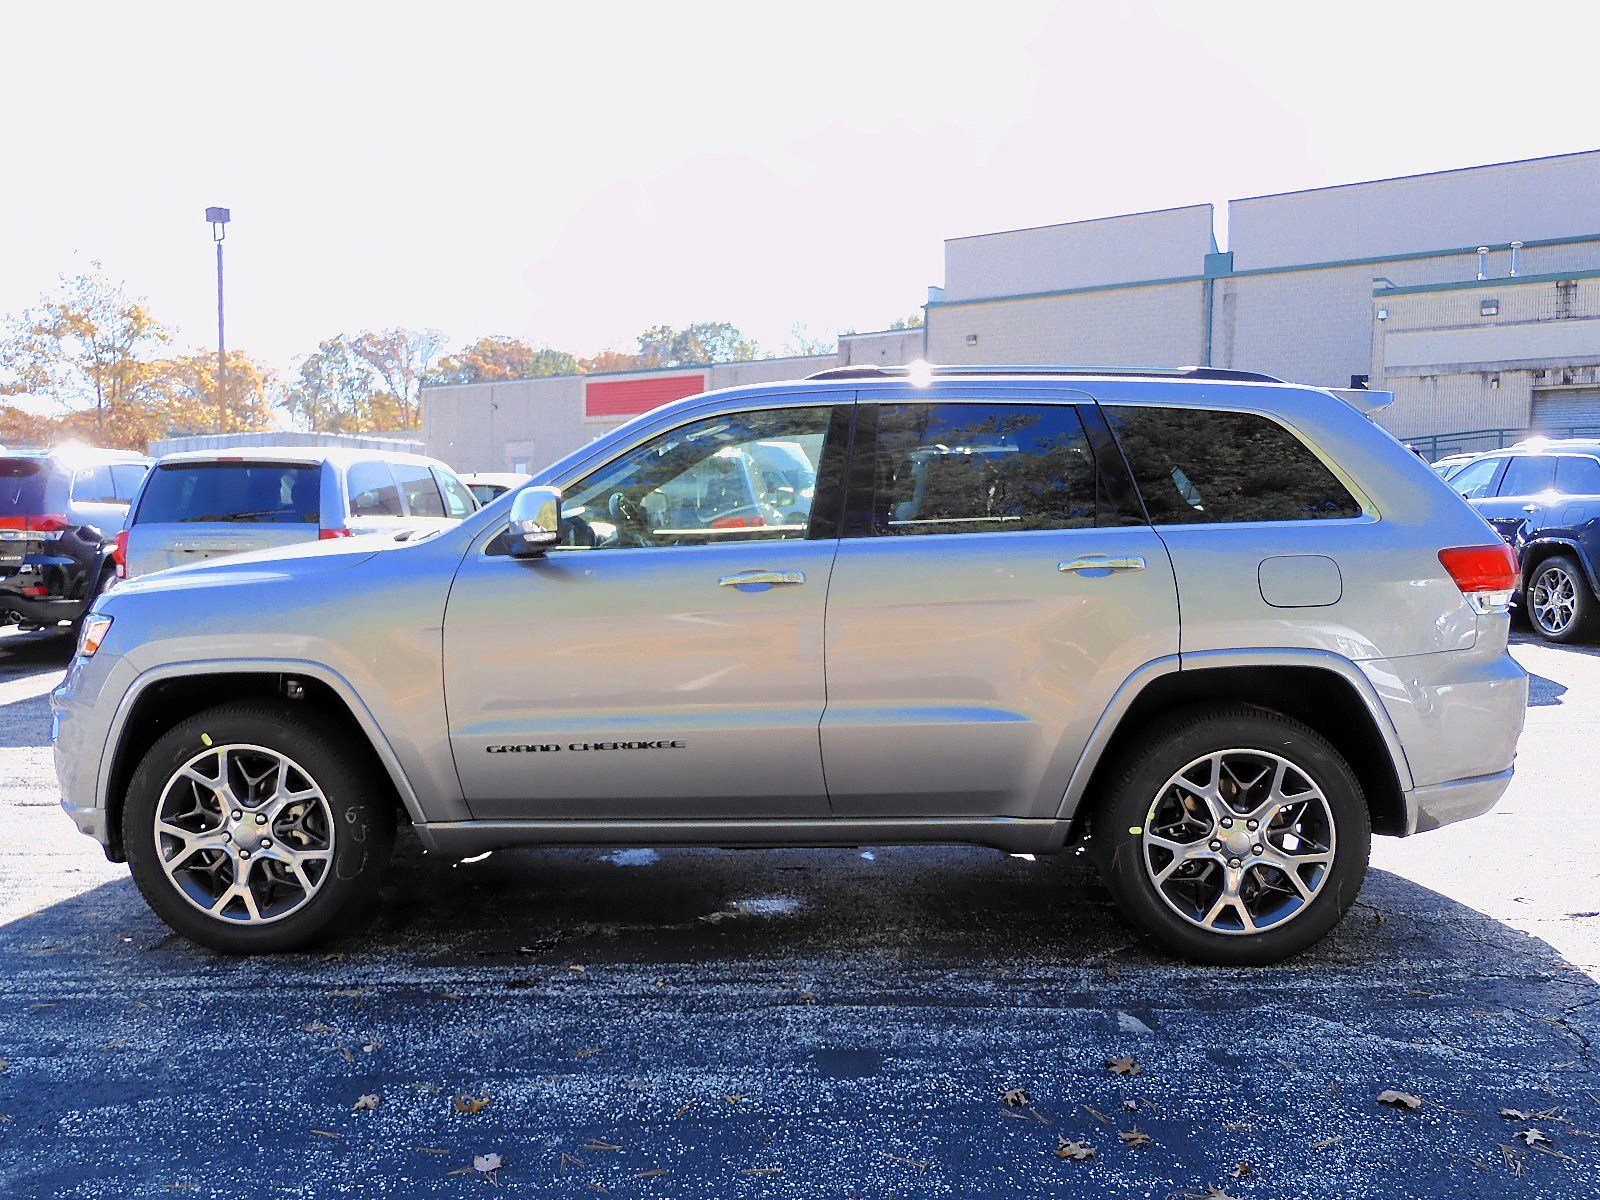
[584,374,708,419]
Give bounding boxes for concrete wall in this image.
[839,327,925,365]
[926,281,1208,367]
[941,205,1215,302]
[149,430,425,458]
[1228,150,1600,271]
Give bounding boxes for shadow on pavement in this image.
[0,845,1596,1198]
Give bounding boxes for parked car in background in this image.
[0,446,150,629]
[1429,452,1481,481]
[120,447,478,581]
[1450,438,1600,642]
[459,471,532,505]
[56,366,1526,965]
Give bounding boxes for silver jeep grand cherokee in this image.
[51,366,1528,964]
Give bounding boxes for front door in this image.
[444,400,850,821]
[820,393,1180,820]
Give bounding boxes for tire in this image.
[122,701,396,953]
[1090,705,1371,966]
[1525,554,1599,644]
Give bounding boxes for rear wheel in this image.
[1091,706,1371,965]
[1526,554,1599,643]
[122,702,395,953]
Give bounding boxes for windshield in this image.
[0,459,63,515]
[135,462,323,525]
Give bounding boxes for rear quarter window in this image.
[1104,406,1362,524]
[0,460,65,514]
[135,463,323,525]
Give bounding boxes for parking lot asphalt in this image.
[1,628,1597,1199]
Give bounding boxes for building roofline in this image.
[944,202,1215,245]
[1230,147,1600,207]
[1375,266,1600,297]
[422,351,837,391]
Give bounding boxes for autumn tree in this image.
[350,327,446,428]
[786,323,837,357]
[279,336,391,433]
[635,321,760,368]
[889,313,925,330]
[428,336,581,386]
[0,264,170,432]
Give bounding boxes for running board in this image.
[416,817,1073,858]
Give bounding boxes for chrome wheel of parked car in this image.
[1141,748,1336,935]
[1530,561,1579,637]
[154,744,335,924]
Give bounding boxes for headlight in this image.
[78,614,113,658]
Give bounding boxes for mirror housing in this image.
[507,486,562,558]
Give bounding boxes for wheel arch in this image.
[99,661,429,862]
[1060,651,1412,842]
[1520,537,1600,596]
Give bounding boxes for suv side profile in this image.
[0,447,150,630]
[1450,439,1600,642]
[121,447,478,581]
[52,367,1527,964]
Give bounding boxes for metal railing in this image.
[1403,424,1600,462]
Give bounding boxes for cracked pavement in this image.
[0,627,1597,1198]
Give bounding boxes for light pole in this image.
[206,206,230,431]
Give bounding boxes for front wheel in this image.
[122,702,395,953]
[1091,706,1371,965]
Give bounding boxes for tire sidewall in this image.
[1530,556,1591,643]
[123,705,393,953]
[1093,709,1371,966]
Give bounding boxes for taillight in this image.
[0,514,69,540]
[709,514,766,529]
[319,527,353,540]
[1439,544,1518,613]
[114,530,130,579]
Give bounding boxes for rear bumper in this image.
[0,592,89,626]
[1404,767,1515,834]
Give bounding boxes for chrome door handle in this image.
[1522,504,1541,513]
[1059,555,1147,574]
[719,569,806,587]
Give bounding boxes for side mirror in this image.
[508,486,562,558]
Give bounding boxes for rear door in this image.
[126,460,324,577]
[390,460,463,536]
[1477,454,1554,544]
[819,392,1180,820]
[67,464,127,536]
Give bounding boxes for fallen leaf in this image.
[339,1047,355,1064]
[671,1101,694,1118]
[1120,1128,1153,1148]
[454,1094,491,1115]
[474,1153,503,1173]
[440,992,466,1001]
[874,1151,929,1173]
[1500,1107,1531,1120]
[723,1094,747,1105]
[629,1169,670,1179]
[583,1140,622,1152]
[1002,1088,1032,1107]
[740,1167,782,1175]
[568,964,587,974]
[798,991,817,1002]
[328,988,370,997]
[1515,1129,1551,1147]
[1377,1090,1423,1110]
[1054,1136,1095,1161]
[309,1129,343,1139]
[1312,1137,1341,1151]
[419,1147,451,1155]
[1106,1056,1141,1077]
[1081,1105,1112,1125]
[353,1094,380,1112]
[575,1047,603,1058]
[301,1023,333,1034]
[1230,1161,1253,1178]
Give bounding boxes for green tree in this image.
[635,321,760,368]
[428,336,580,385]
[0,264,170,432]
[280,336,384,433]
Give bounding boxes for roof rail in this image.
[805,363,1283,383]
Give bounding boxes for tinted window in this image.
[136,463,322,525]
[1555,455,1600,496]
[347,461,403,517]
[392,462,445,517]
[72,464,119,505]
[1106,406,1361,523]
[552,406,830,550]
[859,402,1098,536]
[0,459,62,515]
[469,482,506,504]
[1499,455,1556,496]
[1448,455,1504,499]
[435,469,477,518]
[110,463,148,502]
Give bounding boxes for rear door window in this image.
[392,462,446,517]
[852,402,1102,537]
[135,463,322,524]
[1554,455,1600,495]
[0,459,62,514]
[346,461,404,517]
[1498,455,1557,496]
[1104,406,1362,523]
[72,464,119,505]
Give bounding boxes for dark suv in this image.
[1451,439,1600,641]
[0,447,150,630]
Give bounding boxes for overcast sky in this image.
[4,0,1597,371]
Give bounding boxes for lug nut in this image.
[1253,844,1264,855]
[1220,817,1233,828]
[1246,820,1258,831]
[1228,857,1241,868]
[230,811,241,821]
[261,839,272,849]
[1209,839,1222,851]
[238,849,251,860]
[255,813,268,825]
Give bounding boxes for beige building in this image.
[424,150,1600,471]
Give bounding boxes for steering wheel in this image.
[608,491,653,546]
